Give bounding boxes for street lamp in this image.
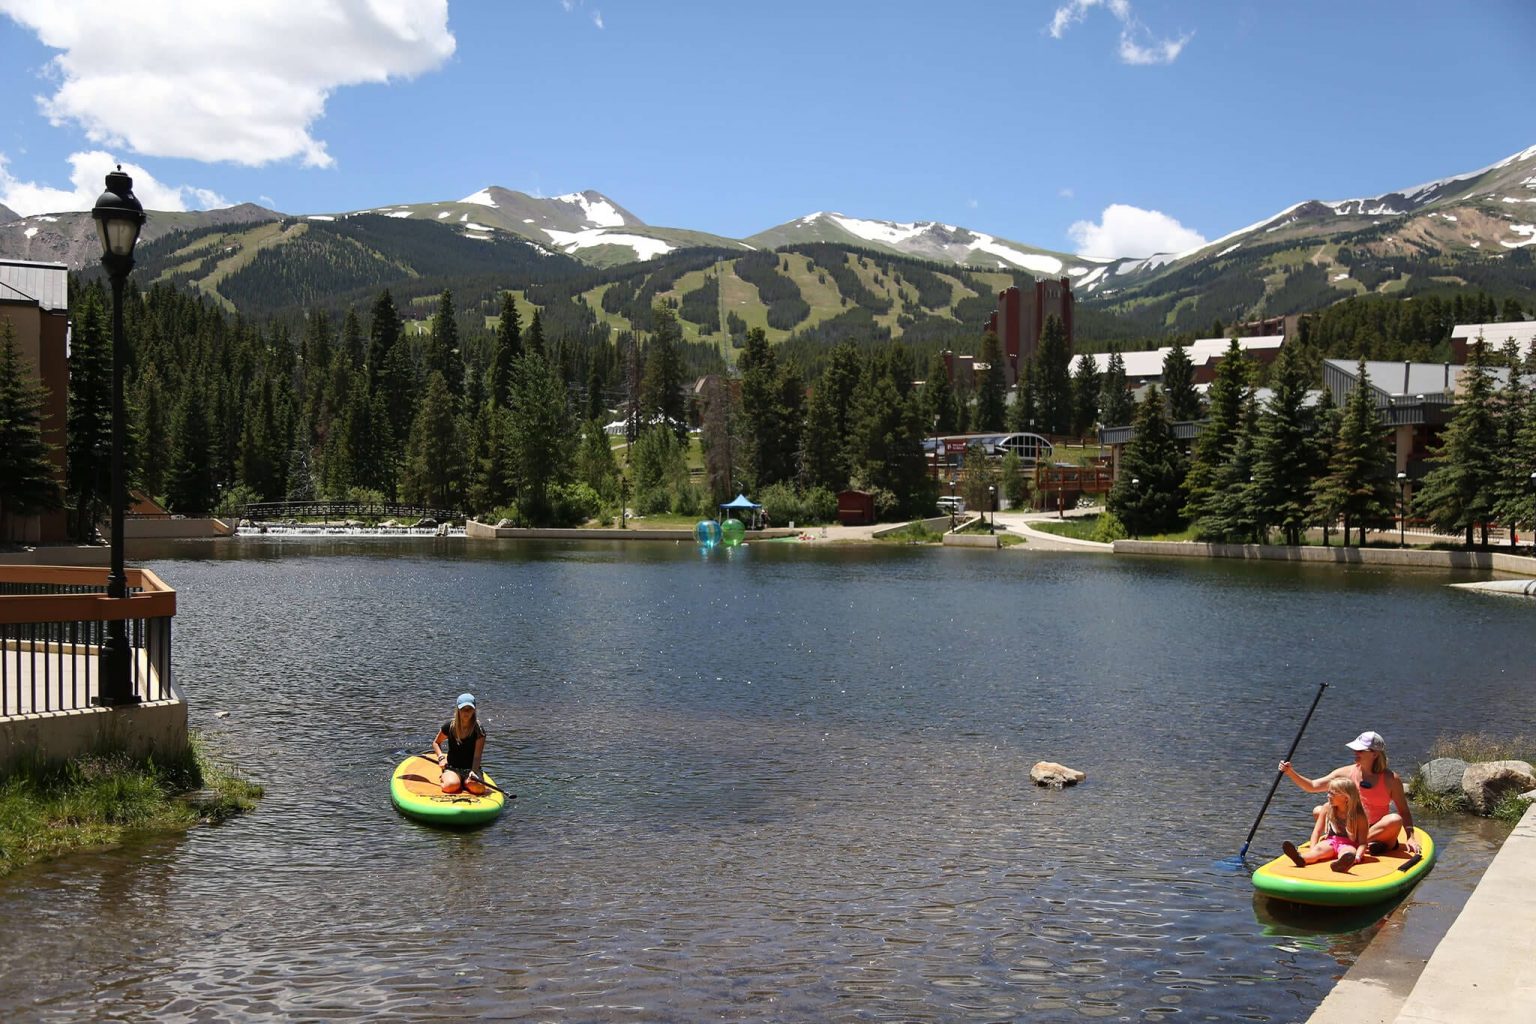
[91,167,145,707]
[1396,471,1408,548]
[948,477,957,530]
[619,474,628,529]
[988,484,996,533]
[1131,477,1141,540]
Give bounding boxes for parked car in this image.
[936,496,966,515]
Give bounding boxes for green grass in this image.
[874,522,944,544]
[1030,517,1103,541]
[0,736,262,877]
[1407,732,1536,823]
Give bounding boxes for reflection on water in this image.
[1,540,1529,1021]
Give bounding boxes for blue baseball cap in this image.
[456,692,476,710]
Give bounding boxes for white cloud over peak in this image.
[593,10,605,29]
[0,150,228,216]
[1047,0,1190,65]
[1068,203,1206,259]
[0,0,455,168]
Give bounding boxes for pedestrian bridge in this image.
[237,501,464,524]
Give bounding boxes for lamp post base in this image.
[94,636,142,707]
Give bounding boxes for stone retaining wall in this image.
[1113,541,1536,577]
[465,520,797,542]
[0,689,188,769]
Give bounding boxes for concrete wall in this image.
[125,518,235,539]
[466,520,797,542]
[0,689,189,770]
[943,533,1000,548]
[1113,540,1536,577]
[871,516,953,538]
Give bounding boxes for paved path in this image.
[1308,802,1536,1024]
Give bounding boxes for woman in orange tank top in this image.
[1278,730,1419,857]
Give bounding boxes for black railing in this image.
[238,501,464,523]
[0,567,175,716]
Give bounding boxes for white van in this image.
[936,496,966,515]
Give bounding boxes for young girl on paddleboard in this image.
[1281,776,1369,872]
[433,692,487,795]
[1278,730,1420,857]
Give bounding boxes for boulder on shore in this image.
[1460,760,1536,814]
[1031,761,1085,788]
[1418,757,1469,795]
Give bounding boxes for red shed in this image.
[837,489,875,526]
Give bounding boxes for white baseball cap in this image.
[456,692,476,710]
[1346,730,1385,752]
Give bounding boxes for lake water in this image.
[3,539,1532,1023]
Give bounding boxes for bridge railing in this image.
[0,566,176,716]
[238,502,464,523]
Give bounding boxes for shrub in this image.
[756,482,838,526]
[1092,511,1129,543]
[548,482,602,526]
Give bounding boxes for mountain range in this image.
[1,142,1531,341]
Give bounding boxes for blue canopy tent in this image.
[719,493,765,528]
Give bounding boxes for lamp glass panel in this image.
[105,217,141,257]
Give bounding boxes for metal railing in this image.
[238,501,464,523]
[0,566,176,716]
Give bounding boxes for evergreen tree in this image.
[1098,347,1134,428]
[1035,315,1073,434]
[1492,338,1536,546]
[975,331,1007,431]
[1183,340,1251,534]
[525,308,546,358]
[284,421,317,502]
[575,418,619,500]
[505,352,578,524]
[400,371,465,509]
[492,291,523,409]
[1008,356,1038,434]
[366,289,401,390]
[629,424,690,514]
[465,400,510,516]
[427,289,464,399]
[66,289,112,539]
[1415,341,1503,546]
[1311,358,1395,546]
[1251,344,1324,545]
[132,364,170,501]
[166,392,217,515]
[848,364,931,517]
[340,307,365,368]
[738,328,788,488]
[1070,352,1101,436]
[639,303,688,439]
[922,352,957,434]
[0,321,61,533]
[698,374,737,504]
[1106,385,1186,537]
[1198,400,1262,543]
[1162,337,1201,421]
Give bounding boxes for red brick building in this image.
[983,279,1075,385]
[0,260,70,544]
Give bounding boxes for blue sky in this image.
[1,0,1532,259]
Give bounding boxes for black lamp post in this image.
[1130,477,1141,540]
[949,477,957,530]
[988,484,996,533]
[1396,471,1408,548]
[619,474,628,529]
[91,167,145,707]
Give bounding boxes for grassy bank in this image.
[1409,732,1535,823]
[0,737,262,877]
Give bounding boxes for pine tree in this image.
[427,289,464,399]
[1035,315,1073,434]
[738,328,788,488]
[525,308,546,358]
[922,352,957,434]
[1415,341,1503,546]
[505,352,578,524]
[1183,340,1251,535]
[0,321,62,533]
[492,291,523,410]
[366,289,401,390]
[975,331,1007,431]
[1070,352,1101,436]
[1107,385,1186,537]
[1491,338,1536,546]
[1251,344,1323,545]
[575,418,619,500]
[66,289,113,539]
[1162,337,1201,421]
[132,364,169,502]
[166,392,217,515]
[639,303,687,439]
[1098,347,1134,428]
[1311,358,1395,546]
[400,372,464,509]
[1008,356,1038,434]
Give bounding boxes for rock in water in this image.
[1031,761,1086,788]
[1460,760,1536,814]
[1418,757,1469,795]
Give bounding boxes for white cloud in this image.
[1068,203,1206,259]
[0,0,455,168]
[0,150,228,215]
[1058,187,1075,199]
[593,10,604,29]
[1047,0,1190,65]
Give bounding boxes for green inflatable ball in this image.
[721,518,746,546]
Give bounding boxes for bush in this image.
[1092,511,1128,543]
[548,482,602,526]
[756,482,838,526]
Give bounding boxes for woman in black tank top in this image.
[432,692,487,795]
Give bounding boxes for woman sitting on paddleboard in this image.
[1279,730,1419,856]
[433,692,488,795]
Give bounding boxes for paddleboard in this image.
[390,754,506,826]
[1251,828,1435,907]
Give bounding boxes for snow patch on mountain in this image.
[460,189,499,208]
[828,214,935,246]
[1175,202,1305,261]
[544,227,673,260]
[463,222,493,232]
[387,211,412,218]
[1502,224,1535,248]
[969,235,1063,275]
[555,192,627,228]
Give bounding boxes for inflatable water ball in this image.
[695,519,722,547]
[721,518,746,546]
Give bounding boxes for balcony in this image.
[0,566,184,764]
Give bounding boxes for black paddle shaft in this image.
[1237,681,1329,859]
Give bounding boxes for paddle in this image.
[1216,680,1329,871]
[409,751,516,800]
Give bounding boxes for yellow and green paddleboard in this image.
[1252,828,1435,907]
[390,754,507,827]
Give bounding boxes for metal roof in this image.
[1451,321,1536,348]
[0,259,68,312]
[1089,335,1286,379]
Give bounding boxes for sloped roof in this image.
[0,259,68,312]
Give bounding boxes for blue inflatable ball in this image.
[721,518,746,547]
[695,519,722,547]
